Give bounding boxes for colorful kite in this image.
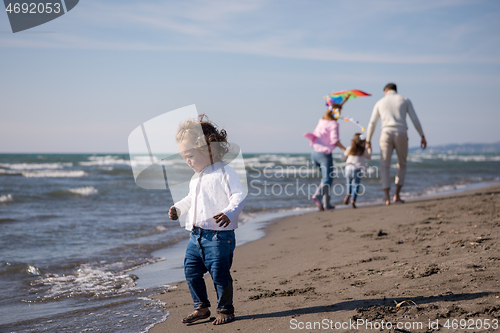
[324,89,371,107]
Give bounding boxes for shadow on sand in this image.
[230,292,494,322]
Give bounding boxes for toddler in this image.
[169,115,245,325]
[343,133,371,208]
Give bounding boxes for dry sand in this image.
[150,185,500,332]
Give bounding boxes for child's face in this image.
[178,142,211,173]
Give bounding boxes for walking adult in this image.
[366,83,427,205]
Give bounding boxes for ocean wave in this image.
[246,162,276,168]
[67,186,99,196]
[408,156,424,163]
[22,170,87,178]
[80,155,130,167]
[408,153,500,162]
[0,263,41,277]
[436,154,500,162]
[31,265,139,299]
[0,162,73,170]
[245,154,309,165]
[400,183,468,199]
[0,194,13,203]
[262,167,320,177]
[0,169,22,175]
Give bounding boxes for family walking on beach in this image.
[306,83,427,208]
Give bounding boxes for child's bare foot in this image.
[181,308,210,324]
[312,196,324,211]
[213,313,235,325]
[351,200,357,209]
[384,189,391,206]
[343,194,350,205]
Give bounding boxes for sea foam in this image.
[0,194,13,203]
[0,162,72,170]
[68,186,98,196]
[22,170,87,178]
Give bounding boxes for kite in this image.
[324,89,371,108]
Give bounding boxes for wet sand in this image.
[150,185,500,332]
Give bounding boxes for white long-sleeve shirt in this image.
[366,90,424,142]
[174,161,245,231]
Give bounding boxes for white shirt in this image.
[366,90,424,142]
[174,161,245,231]
[343,146,372,169]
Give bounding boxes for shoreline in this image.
[148,183,500,332]
[131,180,499,289]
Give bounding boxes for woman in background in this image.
[304,101,348,210]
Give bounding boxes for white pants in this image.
[379,130,408,190]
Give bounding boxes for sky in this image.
[1,0,500,153]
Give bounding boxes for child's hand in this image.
[169,206,180,220]
[213,213,230,228]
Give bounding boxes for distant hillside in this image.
[409,141,500,154]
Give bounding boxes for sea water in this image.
[0,152,499,332]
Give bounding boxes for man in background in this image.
[366,83,427,205]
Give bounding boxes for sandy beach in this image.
[150,185,500,332]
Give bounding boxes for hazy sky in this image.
[1,0,499,153]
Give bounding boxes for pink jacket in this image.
[304,119,339,154]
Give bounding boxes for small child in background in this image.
[343,133,371,208]
[169,115,245,325]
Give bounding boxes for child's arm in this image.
[330,124,346,152]
[169,183,193,220]
[336,141,346,152]
[215,167,246,227]
[342,146,350,160]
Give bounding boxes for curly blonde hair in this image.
[176,114,229,162]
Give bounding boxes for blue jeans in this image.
[311,151,333,199]
[184,227,236,314]
[346,168,361,202]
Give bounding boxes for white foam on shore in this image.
[32,265,139,299]
[22,170,87,178]
[67,186,99,196]
[138,299,170,333]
